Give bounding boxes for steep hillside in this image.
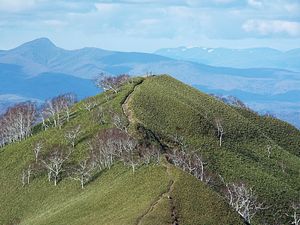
[0,77,243,225]
[129,75,300,225]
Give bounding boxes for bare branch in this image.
[41,146,70,186]
[225,182,267,223]
[94,73,130,94]
[214,118,225,147]
[65,125,82,148]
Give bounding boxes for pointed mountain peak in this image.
[21,37,56,48]
[11,38,59,53]
[8,38,62,65]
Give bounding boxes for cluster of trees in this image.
[41,93,76,130]
[1,72,131,149]
[88,128,160,174]
[22,128,160,189]
[166,133,298,225]
[167,149,211,184]
[0,93,76,148]
[0,102,36,147]
[166,135,268,224]
[94,73,130,94]
[210,94,249,110]
[167,146,267,223]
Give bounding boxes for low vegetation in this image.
[0,74,299,225]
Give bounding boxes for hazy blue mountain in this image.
[155,47,300,72]
[0,63,98,107]
[0,38,299,128]
[0,38,170,78]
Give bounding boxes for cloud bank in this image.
[0,0,299,51]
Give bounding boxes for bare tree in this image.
[21,169,27,187]
[89,128,143,174]
[140,144,161,165]
[65,125,82,148]
[33,142,43,163]
[287,202,300,225]
[69,159,94,189]
[121,137,139,174]
[41,146,70,186]
[88,128,126,170]
[27,165,32,185]
[280,160,286,173]
[21,164,34,186]
[171,132,188,150]
[215,118,225,147]
[93,106,106,125]
[94,73,130,93]
[82,98,97,111]
[266,145,272,158]
[112,112,128,133]
[0,102,37,146]
[225,182,266,223]
[168,149,210,183]
[61,93,76,122]
[41,93,76,130]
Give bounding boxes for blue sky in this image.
[0,0,300,52]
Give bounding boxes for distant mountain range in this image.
[0,38,299,128]
[155,47,300,72]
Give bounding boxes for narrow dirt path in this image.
[121,79,179,225]
[135,161,179,225]
[122,80,144,125]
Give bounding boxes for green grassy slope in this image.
[0,76,243,225]
[236,108,300,157]
[129,75,300,225]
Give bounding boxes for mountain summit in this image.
[17,37,57,49]
[0,75,299,225]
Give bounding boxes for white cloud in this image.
[43,20,68,28]
[94,3,120,13]
[0,0,37,12]
[284,3,300,13]
[243,19,300,37]
[247,0,263,8]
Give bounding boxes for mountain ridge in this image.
[1,38,300,128]
[0,75,298,225]
[155,46,300,72]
